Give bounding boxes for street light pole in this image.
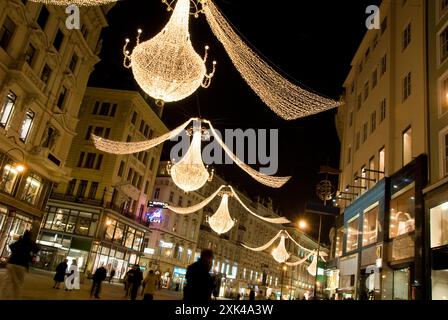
[313,214,322,299]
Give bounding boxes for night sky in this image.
[89,0,381,244]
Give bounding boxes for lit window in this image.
[22,173,43,205]
[0,163,21,194]
[346,217,359,252]
[430,202,448,248]
[335,228,344,257]
[363,207,378,246]
[19,110,35,142]
[403,127,412,165]
[379,147,385,180]
[0,91,17,127]
[389,188,415,238]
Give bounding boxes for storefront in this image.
[172,266,186,291]
[0,208,34,260]
[338,254,358,299]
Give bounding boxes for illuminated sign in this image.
[144,248,155,255]
[148,200,168,208]
[159,240,173,248]
[146,208,163,223]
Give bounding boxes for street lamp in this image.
[298,220,307,230]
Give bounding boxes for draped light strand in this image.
[30,0,116,5]
[285,251,315,267]
[123,0,216,106]
[284,230,328,260]
[203,0,340,120]
[167,185,224,214]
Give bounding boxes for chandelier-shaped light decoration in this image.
[307,253,318,276]
[123,0,216,106]
[93,117,291,189]
[167,185,290,225]
[206,193,236,234]
[167,125,213,192]
[202,0,340,120]
[271,235,290,263]
[30,0,116,5]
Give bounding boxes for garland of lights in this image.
[30,0,116,5]
[285,251,315,267]
[284,230,327,260]
[92,117,291,189]
[167,185,290,225]
[202,0,340,120]
[123,0,216,106]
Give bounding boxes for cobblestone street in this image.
[1,268,183,300]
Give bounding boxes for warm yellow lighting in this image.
[207,193,236,234]
[30,0,117,5]
[298,220,307,230]
[282,265,287,271]
[123,0,216,105]
[203,0,339,120]
[272,236,290,263]
[106,220,112,226]
[14,164,26,173]
[166,250,171,256]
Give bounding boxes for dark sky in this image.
[89,0,381,244]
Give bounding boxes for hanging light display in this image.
[206,192,236,234]
[271,235,290,263]
[92,117,291,189]
[30,0,116,5]
[167,126,213,192]
[198,0,340,120]
[123,0,216,106]
[307,253,318,276]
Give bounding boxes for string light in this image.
[123,0,216,106]
[167,127,213,192]
[203,0,340,120]
[29,0,116,5]
[271,235,290,263]
[207,193,236,234]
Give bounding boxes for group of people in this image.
[122,264,160,300]
[52,259,80,291]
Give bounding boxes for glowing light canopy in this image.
[123,0,216,105]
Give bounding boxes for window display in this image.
[22,173,43,205]
[346,217,360,252]
[430,202,448,248]
[389,188,415,238]
[0,164,20,194]
[335,228,343,257]
[363,206,378,246]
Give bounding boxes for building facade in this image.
[331,0,429,300]
[0,1,110,260]
[34,87,167,277]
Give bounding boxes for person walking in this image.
[53,259,68,289]
[142,270,159,301]
[123,268,133,298]
[65,259,80,291]
[109,268,116,283]
[183,249,215,302]
[249,289,255,301]
[0,230,39,299]
[90,265,107,299]
[129,264,143,300]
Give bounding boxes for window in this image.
[77,180,88,198]
[93,127,104,137]
[150,157,155,171]
[0,91,16,127]
[69,53,78,73]
[144,125,149,137]
[363,206,378,246]
[127,168,133,182]
[346,216,360,252]
[364,82,369,101]
[139,120,144,132]
[77,152,85,167]
[363,123,368,142]
[19,110,35,142]
[126,135,131,142]
[357,95,362,110]
[347,146,352,165]
[358,63,363,74]
[117,161,125,177]
[403,127,412,165]
[360,166,366,191]
[381,54,387,75]
[369,157,376,188]
[380,99,386,122]
[88,182,98,199]
[154,188,160,199]
[442,0,448,17]
[371,111,376,133]
[81,25,88,40]
[178,196,183,207]
[379,147,385,180]
[53,29,64,51]
[0,16,16,51]
[350,82,354,93]
[403,23,411,50]
[66,179,76,195]
[104,128,110,138]
[99,102,110,116]
[36,6,49,30]
[441,26,448,63]
[0,163,21,194]
[430,202,448,248]
[24,43,36,66]
[131,111,137,125]
[41,126,58,149]
[403,72,412,101]
[372,69,378,89]
[169,191,174,202]
[144,180,149,194]
[335,228,344,257]
[22,173,43,205]
[441,77,448,115]
[85,126,93,140]
[95,154,103,170]
[381,16,387,34]
[84,153,96,169]
[57,86,67,109]
[349,111,353,127]
[110,104,117,117]
[143,152,148,165]
[356,132,360,151]
[389,188,415,238]
[40,64,52,84]
[373,34,379,49]
[365,48,370,60]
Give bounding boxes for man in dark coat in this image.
[90,265,107,299]
[129,264,143,300]
[53,259,68,289]
[183,249,215,302]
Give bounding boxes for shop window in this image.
[19,110,35,142]
[335,228,343,257]
[21,173,43,205]
[363,206,378,246]
[104,219,116,241]
[75,211,91,235]
[66,214,77,233]
[403,127,413,165]
[389,188,415,238]
[113,222,125,245]
[0,16,16,50]
[0,163,21,194]
[393,268,410,300]
[52,210,69,232]
[430,202,448,248]
[0,91,17,127]
[125,227,135,248]
[346,216,360,252]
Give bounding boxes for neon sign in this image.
[146,208,163,224]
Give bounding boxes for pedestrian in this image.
[256,290,265,300]
[183,249,215,302]
[65,259,80,291]
[53,259,68,289]
[90,265,107,299]
[124,268,134,298]
[236,293,241,300]
[129,264,143,300]
[109,268,116,283]
[0,230,39,299]
[249,289,255,301]
[142,270,159,301]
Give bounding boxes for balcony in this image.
[50,192,103,206]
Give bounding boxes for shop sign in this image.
[146,208,163,223]
[160,240,173,248]
[144,248,155,254]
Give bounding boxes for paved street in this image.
[2,268,183,300]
